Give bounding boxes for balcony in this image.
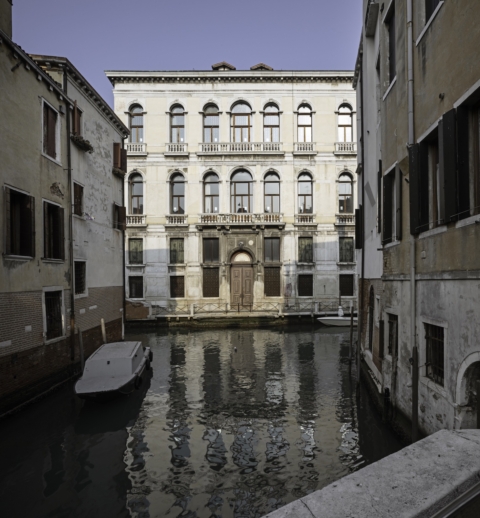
[295,213,316,224]
[293,142,316,155]
[334,142,357,155]
[197,142,284,155]
[126,142,147,156]
[165,214,188,226]
[335,213,355,226]
[198,213,284,226]
[165,143,189,156]
[127,214,146,227]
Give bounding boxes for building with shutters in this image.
[106,63,358,320]
[354,0,480,435]
[0,0,129,414]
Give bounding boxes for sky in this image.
[13,0,362,106]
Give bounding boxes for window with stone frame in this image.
[129,238,143,265]
[298,274,313,297]
[340,274,354,297]
[203,173,220,214]
[387,313,398,358]
[264,172,280,213]
[129,276,144,298]
[264,237,280,262]
[170,276,185,298]
[43,201,65,260]
[231,102,251,143]
[203,238,219,263]
[203,268,219,297]
[44,290,63,340]
[73,183,83,216]
[170,105,185,143]
[170,238,184,264]
[74,261,86,295]
[298,237,313,263]
[4,187,35,257]
[129,104,144,143]
[170,173,185,214]
[339,237,354,262]
[386,3,396,84]
[264,267,281,297]
[203,104,219,143]
[43,101,58,159]
[297,104,312,143]
[425,323,444,386]
[263,103,280,143]
[337,104,353,143]
[298,173,313,213]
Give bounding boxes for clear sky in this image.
[13,0,362,106]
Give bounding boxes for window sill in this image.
[382,76,397,101]
[297,262,315,266]
[383,240,401,249]
[42,258,65,263]
[455,214,480,229]
[416,1,445,46]
[44,335,66,345]
[74,292,88,299]
[128,263,145,267]
[420,375,447,398]
[419,225,447,240]
[168,263,186,267]
[3,254,33,262]
[337,262,356,266]
[41,152,62,167]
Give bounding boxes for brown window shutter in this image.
[43,104,49,155]
[457,105,470,219]
[382,173,393,245]
[4,187,11,255]
[59,207,65,260]
[118,206,127,231]
[379,319,385,359]
[48,106,57,159]
[121,148,127,172]
[43,202,49,258]
[113,142,121,168]
[355,205,363,249]
[440,109,457,222]
[395,166,402,241]
[408,144,420,234]
[418,143,430,231]
[72,101,78,134]
[29,196,35,257]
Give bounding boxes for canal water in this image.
[0,327,403,518]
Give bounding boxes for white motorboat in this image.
[75,341,152,400]
[317,316,357,327]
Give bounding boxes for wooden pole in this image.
[477,380,480,429]
[101,318,107,343]
[412,345,419,442]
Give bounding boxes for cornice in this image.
[105,70,355,87]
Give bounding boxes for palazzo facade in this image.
[106,63,357,319]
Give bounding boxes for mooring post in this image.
[412,345,419,442]
[477,380,480,429]
[78,328,85,374]
[101,318,107,343]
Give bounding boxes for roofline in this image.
[352,33,363,89]
[31,54,129,136]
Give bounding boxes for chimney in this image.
[0,0,13,39]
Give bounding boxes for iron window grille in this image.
[129,239,143,264]
[425,323,444,386]
[45,290,63,340]
[170,276,185,298]
[264,267,281,297]
[129,276,144,298]
[170,238,184,264]
[298,237,313,263]
[74,261,86,295]
[203,268,219,297]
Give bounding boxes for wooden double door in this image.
[231,265,253,307]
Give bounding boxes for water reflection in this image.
[0,327,404,518]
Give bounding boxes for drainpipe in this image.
[407,0,418,442]
[64,68,75,363]
[122,137,126,338]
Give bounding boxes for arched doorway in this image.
[456,357,480,429]
[231,251,253,308]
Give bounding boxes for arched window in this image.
[263,103,279,143]
[298,173,313,213]
[170,105,185,143]
[170,173,185,214]
[338,104,353,142]
[129,104,143,143]
[204,173,219,213]
[264,172,280,213]
[338,173,353,213]
[231,103,251,143]
[297,104,312,143]
[203,104,219,143]
[231,170,253,213]
[129,173,143,214]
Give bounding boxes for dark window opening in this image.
[4,187,35,257]
[203,268,219,297]
[113,204,126,231]
[45,290,63,340]
[129,238,143,264]
[203,238,219,263]
[129,276,144,298]
[71,101,82,135]
[298,274,313,297]
[387,6,396,83]
[339,237,354,262]
[388,313,398,357]
[265,237,280,262]
[425,323,444,386]
[170,276,185,298]
[340,274,355,298]
[73,183,83,216]
[43,103,58,159]
[74,261,86,295]
[265,267,281,297]
[298,237,313,263]
[425,0,441,22]
[170,238,184,264]
[43,202,64,260]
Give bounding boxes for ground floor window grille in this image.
[425,323,444,386]
[298,237,313,263]
[298,274,313,297]
[74,261,86,295]
[45,290,63,340]
[129,276,144,298]
[339,274,354,297]
[387,313,398,357]
[339,237,354,262]
[170,276,185,298]
[170,238,184,264]
[203,268,219,297]
[264,267,281,297]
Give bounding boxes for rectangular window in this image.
[170,276,185,298]
[113,203,126,231]
[298,274,313,297]
[339,237,354,262]
[425,323,444,386]
[203,268,219,297]
[71,101,82,135]
[129,276,144,298]
[74,261,86,295]
[4,187,35,257]
[44,290,63,340]
[43,102,58,159]
[73,183,83,216]
[264,237,280,262]
[339,274,354,297]
[387,5,396,83]
[170,238,184,264]
[129,238,143,264]
[43,201,64,260]
[425,0,441,22]
[298,237,313,263]
[265,267,281,297]
[387,313,398,357]
[382,166,402,243]
[203,238,219,263]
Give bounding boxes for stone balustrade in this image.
[126,214,146,226]
[165,143,188,154]
[199,213,284,224]
[126,142,147,154]
[198,142,283,154]
[334,141,357,154]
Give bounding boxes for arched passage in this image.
[456,353,480,429]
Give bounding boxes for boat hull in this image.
[317,317,357,327]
